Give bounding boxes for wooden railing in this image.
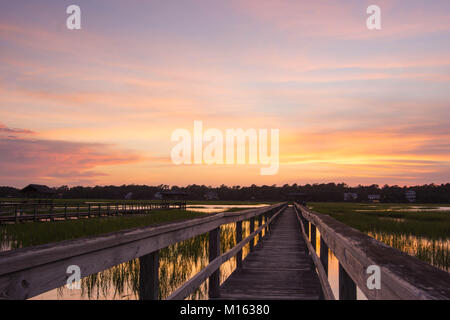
[0,201,187,224]
[293,202,450,300]
[0,203,286,299]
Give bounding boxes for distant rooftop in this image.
[20,184,56,194]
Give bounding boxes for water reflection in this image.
[309,229,367,300]
[30,214,267,300]
[367,232,449,272]
[187,204,267,213]
[309,227,448,300]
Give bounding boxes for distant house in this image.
[20,184,57,199]
[124,192,133,200]
[344,193,358,201]
[204,191,219,200]
[405,190,416,203]
[368,194,381,202]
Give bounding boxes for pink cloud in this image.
[230,0,450,39]
[0,122,34,135]
[0,124,142,186]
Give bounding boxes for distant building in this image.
[368,194,381,202]
[154,192,163,200]
[124,192,133,200]
[20,184,56,199]
[204,191,219,200]
[405,190,416,203]
[344,193,358,201]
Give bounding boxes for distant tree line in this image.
[1,183,450,203]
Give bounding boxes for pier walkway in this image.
[219,206,321,299]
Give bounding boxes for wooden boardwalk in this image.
[219,206,322,300]
[0,202,186,224]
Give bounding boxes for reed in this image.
[309,202,450,270]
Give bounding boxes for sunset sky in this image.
[1,0,449,187]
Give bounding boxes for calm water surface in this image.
[29,204,265,300]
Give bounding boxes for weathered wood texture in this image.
[208,228,221,299]
[166,205,287,300]
[0,203,285,299]
[295,203,450,300]
[339,262,356,300]
[293,205,335,300]
[219,207,322,300]
[139,251,159,300]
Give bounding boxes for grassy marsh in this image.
[308,202,450,271]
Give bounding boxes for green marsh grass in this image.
[308,202,450,271]
[2,204,266,299]
[0,210,206,250]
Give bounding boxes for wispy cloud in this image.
[0,124,142,186]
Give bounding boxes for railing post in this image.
[249,217,255,252]
[339,263,356,300]
[258,214,263,241]
[236,221,243,269]
[50,204,54,221]
[311,224,316,250]
[139,251,159,300]
[320,237,328,276]
[209,227,220,299]
[264,213,269,235]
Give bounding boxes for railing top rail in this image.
[293,205,335,300]
[0,203,285,299]
[294,202,450,300]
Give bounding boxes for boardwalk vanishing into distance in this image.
[219,207,321,299]
[0,202,449,300]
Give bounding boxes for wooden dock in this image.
[1,202,449,300]
[0,201,186,224]
[219,206,321,300]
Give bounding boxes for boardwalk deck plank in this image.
[218,206,321,300]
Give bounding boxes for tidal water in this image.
[1,204,447,300]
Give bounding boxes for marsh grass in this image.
[0,198,275,206]
[308,202,450,270]
[1,203,267,299]
[0,210,206,250]
[51,220,254,300]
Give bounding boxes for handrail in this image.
[293,205,335,300]
[0,203,286,299]
[0,201,187,224]
[167,205,286,300]
[294,202,450,300]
